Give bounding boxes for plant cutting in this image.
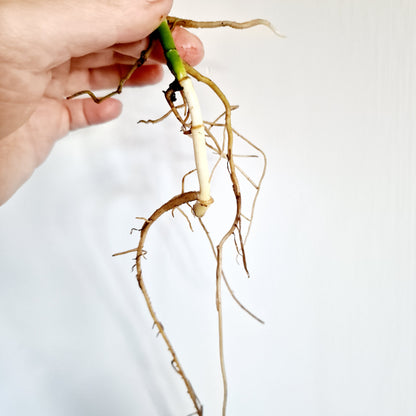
[157,19,213,217]
[68,15,280,416]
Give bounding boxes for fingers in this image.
[0,133,33,205]
[65,98,123,131]
[119,26,205,68]
[0,98,69,205]
[71,27,204,70]
[0,95,124,205]
[70,39,150,69]
[64,25,204,97]
[3,0,173,69]
[163,26,205,67]
[90,64,164,89]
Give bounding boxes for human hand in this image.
[0,0,204,205]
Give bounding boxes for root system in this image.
[68,16,275,416]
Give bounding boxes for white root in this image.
[179,76,213,217]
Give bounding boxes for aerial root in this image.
[233,231,244,259]
[164,82,190,131]
[172,207,194,232]
[181,170,197,194]
[182,62,268,414]
[240,213,251,222]
[168,16,285,37]
[135,191,203,416]
[198,217,264,324]
[135,216,148,221]
[66,39,154,102]
[112,248,147,257]
[137,104,185,125]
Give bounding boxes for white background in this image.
[0,1,415,415]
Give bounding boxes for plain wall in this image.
[0,1,415,415]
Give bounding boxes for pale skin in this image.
[0,0,204,205]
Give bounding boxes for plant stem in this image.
[156,20,212,217]
[156,20,187,81]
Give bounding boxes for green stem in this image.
[156,19,187,81]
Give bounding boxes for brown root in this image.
[119,61,266,415]
[137,104,185,125]
[69,15,272,416]
[197,218,264,325]
[131,64,267,414]
[66,38,154,102]
[134,192,203,416]
[168,16,284,37]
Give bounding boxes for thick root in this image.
[134,192,203,416]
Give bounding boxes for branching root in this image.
[67,16,272,416]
